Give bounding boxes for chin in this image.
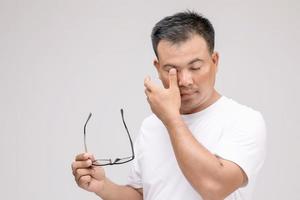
[180,97,204,114]
[180,103,199,114]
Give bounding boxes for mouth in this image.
[180,91,197,98]
[181,92,193,96]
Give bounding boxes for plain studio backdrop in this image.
[0,0,299,199]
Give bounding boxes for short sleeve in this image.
[214,111,267,185]
[127,128,143,189]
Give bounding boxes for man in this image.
[71,11,266,200]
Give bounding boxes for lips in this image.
[181,93,193,96]
[180,92,196,98]
[180,90,195,95]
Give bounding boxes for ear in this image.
[153,59,160,70]
[211,51,219,73]
[153,59,162,80]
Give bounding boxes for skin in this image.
[71,34,247,200]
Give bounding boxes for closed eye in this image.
[191,65,202,71]
[191,67,201,70]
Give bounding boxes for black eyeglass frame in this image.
[83,109,135,166]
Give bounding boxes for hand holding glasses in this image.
[83,109,135,166]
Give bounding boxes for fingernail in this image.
[87,159,92,166]
[169,68,176,74]
[85,153,91,159]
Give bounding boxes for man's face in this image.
[154,34,220,114]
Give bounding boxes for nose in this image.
[178,70,193,87]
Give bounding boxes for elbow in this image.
[195,180,227,200]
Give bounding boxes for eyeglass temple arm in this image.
[84,113,92,153]
[120,109,135,159]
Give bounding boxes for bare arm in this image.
[95,178,142,200]
[164,117,246,200]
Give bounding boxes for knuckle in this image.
[78,175,90,185]
[90,154,95,160]
[71,161,76,169]
[74,168,80,176]
[87,158,92,165]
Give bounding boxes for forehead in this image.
[157,35,210,65]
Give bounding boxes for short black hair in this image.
[151,10,215,58]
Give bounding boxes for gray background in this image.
[0,0,299,199]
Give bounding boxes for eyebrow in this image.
[163,58,204,69]
[188,58,204,65]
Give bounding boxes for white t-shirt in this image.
[127,96,266,200]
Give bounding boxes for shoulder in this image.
[221,97,265,125]
[220,97,267,141]
[134,114,168,150]
[141,114,163,130]
[134,114,165,141]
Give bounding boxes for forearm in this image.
[95,178,142,200]
[165,117,227,199]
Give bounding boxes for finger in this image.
[72,159,92,173]
[75,153,95,161]
[144,89,151,104]
[75,153,89,161]
[144,76,152,90]
[144,76,159,92]
[169,68,178,89]
[78,175,92,189]
[75,168,94,182]
[144,88,150,97]
[88,154,96,161]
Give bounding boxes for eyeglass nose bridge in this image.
[113,158,121,164]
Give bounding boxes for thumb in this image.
[169,68,178,89]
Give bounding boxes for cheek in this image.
[194,72,214,90]
[208,69,217,85]
[159,72,170,88]
[201,66,216,83]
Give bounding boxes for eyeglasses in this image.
[83,109,135,166]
